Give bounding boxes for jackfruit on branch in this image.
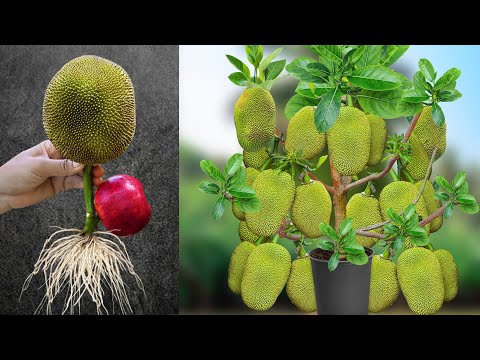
[366,114,387,167]
[228,242,256,295]
[291,181,331,239]
[346,193,383,248]
[243,148,270,169]
[232,167,260,221]
[369,256,399,313]
[415,180,443,233]
[412,106,446,161]
[285,106,326,160]
[234,88,276,152]
[286,257,316,313]
[245,169,295,237]
[238,221,258,243]
[434,249,458,302]
[405,134,430,181]
[241,243,291,311]
[327,106,371,175]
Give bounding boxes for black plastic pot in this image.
[309,248,374,315]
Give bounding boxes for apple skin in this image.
[94,174,151,237]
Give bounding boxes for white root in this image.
[21,227,144,315]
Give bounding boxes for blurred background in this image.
[180,45,480,314]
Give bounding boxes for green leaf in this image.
[435,175,454,193]
[418,59,436,82]
[403,204,416,221]
[457,180,469,195]
[306,62,330,80]
[285,94,318,120]
[316,155,328,168]
[196,181,220,195]
[383,45,409,66]
[200,160,226,182]
[378,240,387,247]
[224,153,243,177]
[246,45,263,68]
[233,197,260,213]
[314,87,342,132]
[405,212,420,228]
[435,68,461,90]
[307,45,343,65]
[339,228,357,247]
[286,57,325,83]
[230,166,246,185]
[357,90,423,119]
[384,223,400,235]
[386,208,403,224]
[381,45,398,65]
[453,171,467,189]
[413,71,430,94]
[438,89,462,102]
[434,191,450,202]
[260,80,274,91]
[346,252,368,266]
[409,234,430,247]
[295,82,318,99]
[348,65,403,91]
[350,46,366,64]
[357,45,382,67]
[444,202,454,219]
[402,90,430,103]
[319,223,339,241]
[258,47,283,75]
[313,82,337,97]
[328,251,340,272]
[212,197,225,220]
[226,55,251,79]
[459,202,480,214]
[456,194,477,205]
[228,185,256,199]
[338,217,353,237]
[317,239,334,251]
[265,59,286,80]
[228,72,248,86]
[431,103,445,127]
[393,235,404,252]
[343,241,365,254]
[407,226,427,237]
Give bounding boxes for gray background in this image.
[0,45,178,314]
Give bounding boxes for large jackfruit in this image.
[397,247,444,315]
[346,193,383,248]
[369,256,399,313]
[43,55,136,164]
[245,169,295,237]
[366,114,387,167]
[379,181,430,235]
[238,221,258,243]
[415,180,443,233]
[434,249,458,302]
[405,134,430,181]
[241,243,291,311]
[285,106,326,160]
[291,181,332,239]
[412,106,446,161]
[232,167,260,221]
[286,257,316,313]
[243,148,270,169]
[327,106,371,175]
[234,88,276,152]
[228,242,256,294]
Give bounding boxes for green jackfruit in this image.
[369,256,399,313]
[397,247,444,315]
[415,180,443,233]
[412,106,446,161]
[405,134,430,181]
[238,221,258,243]
[346,193,383,248]
[241,243,291,311]
[434,249,458,302]
[285,106,326,160]
[243,148,270,169]
[327,106,371,175]
[234,88,276,152]
[286,257,316,312]
[232,167,260,221]
[43,55,136,164]
[245,169,295,237]
[379,181,430,235]
[228,242,256,294]
[291,181,331,239]
[366,114,387,167]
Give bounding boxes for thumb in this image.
[35,158,85,177]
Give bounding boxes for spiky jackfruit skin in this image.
[243,148,270,169]
[434,249,458,302]
[285,106,326,160]
[327,106,371,175]
[405,134,430,181]
[245,169,295,237]
[286,257,316,312]
[234,88,276,152]
[291,181,331,239]
[412,106,446,161]
[238,221,258,243]
[397,247,444,315]
[232,168,260,220]
[379,181,430,235]
[228,242,256,295]
[241,243,291,311]
[366,114,387,167]
[346,193,383,248]
[43,55,135,164]
[415,180,443,233]
[369,256,399,313]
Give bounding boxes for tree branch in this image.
[413,147,438,204]
[419,203,448,227]
[356,230,386,239]
[307,171,335,194]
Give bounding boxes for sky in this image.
[180,45,480,167]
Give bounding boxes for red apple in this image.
[94,174,151,236]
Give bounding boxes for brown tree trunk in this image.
[329,160,351,230]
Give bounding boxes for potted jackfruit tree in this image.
[197,45,479,315]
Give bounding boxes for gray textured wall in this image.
[0,45,178,314]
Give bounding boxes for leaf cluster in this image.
[435,172,479,217]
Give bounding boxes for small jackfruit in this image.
[241,243,291,311]
[43,55,136,165]
[285,106,326,160]
[238,221,258,243]
[397,247,444,315]
[234,88,276,152]
[434,249,458,302]
[291,181,332,239]
[369,256,399,313]
[405,134,430,181]
[327,106,371,175]
[366,114,387,167]
[415,180,443,233]
[243,148,270,169]
[412,106,446,161]
[228,242,256,294]
[286,257,316,313]
[346,193,383,248]
[232,167,260,221]
[245,169,295,237]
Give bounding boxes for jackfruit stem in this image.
[383,247,391,259]
[256,236,267,245]
[82,164,99,235]
[346,95,353,107]
[401,169,415,183]
[259,158,274,171]
[425,243,434,251]
[389,169,399,182]
[271,234,280,244]
[364,181,373,196]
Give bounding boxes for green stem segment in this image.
[82,164,99,235]
[364,181,373,196]
[346,94,354,107]
[271,234,280,244]
[389,169,399,182]
[294,240,307,257]
[401,169,415,183]
[383,246,391,259]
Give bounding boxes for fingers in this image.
[41,140,64,160]
[62,174,84,191]
[33,158,85,178]
[93,177,103,187]
[92,165,105,178]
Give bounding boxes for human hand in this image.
[0,140,104,214]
